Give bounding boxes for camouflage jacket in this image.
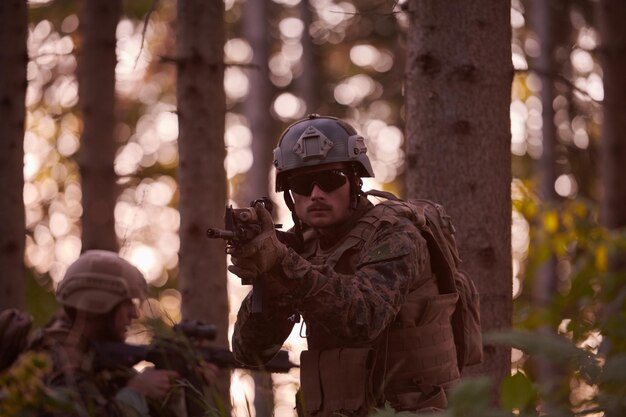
[232,196,437,361]
[29,313,150,417]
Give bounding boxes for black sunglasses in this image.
[288,170,349,195]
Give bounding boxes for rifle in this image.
[206,197,302,313]
[93,342,296,374]
[93,320,298,375]
[93,320,297,417]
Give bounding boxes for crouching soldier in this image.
[31,250,179,417]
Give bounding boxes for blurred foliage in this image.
[25,271,58,328]
[0,351,76,416]
[504,181,626,416]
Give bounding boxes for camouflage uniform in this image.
[28,251,154,417]
[233,197,460,416]
[30,312,150,417]
[232,115,461,416]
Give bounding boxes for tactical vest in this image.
[298,199,460,416]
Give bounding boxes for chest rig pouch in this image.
[299,347,376,417]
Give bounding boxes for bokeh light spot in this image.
[273,93,305,120]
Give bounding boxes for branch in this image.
[516,68,602,105]
[158,55,261,71]
[134,0,159,69]
[328,1,404,17]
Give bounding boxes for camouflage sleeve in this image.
[278,217,433,344]
[114,388,150,417]
[48,374,145,417]
[232,291,297,366]
[44,351,149,417]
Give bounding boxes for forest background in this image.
[0,0,625,416]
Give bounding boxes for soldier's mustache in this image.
[308,202,332,212]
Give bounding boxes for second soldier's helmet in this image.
[273,114,374,192]
[56,250,147,314]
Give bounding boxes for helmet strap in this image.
[348,167,363,210]
[283,191,303,237]
[283,190,295,212]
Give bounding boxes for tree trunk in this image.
[298,0,320,114]
[0,0,27,310]
[176,0,229,407]
[242,2,276,416]
[528,1,569,409]
[530,0,559,309]
[78,0,120,252]
[597,5,626,416]
[598,0,626,231]
[241,0,276,205]
[404,0,513,389]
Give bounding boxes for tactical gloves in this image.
[228,203,289,281]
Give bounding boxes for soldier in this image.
[231,115,462,416]
[31,250,179,417]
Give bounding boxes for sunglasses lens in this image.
[289,170,348,195]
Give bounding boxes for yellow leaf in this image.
[562,212,574,229]
[543,211,559,232]
[595,245,608,272]
[574,202,587,218]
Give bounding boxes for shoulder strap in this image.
[363,191,460,295]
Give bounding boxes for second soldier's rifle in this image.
[94,320,297,374]
[94,320,297,417]
[206,198,302,313]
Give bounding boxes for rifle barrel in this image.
[206,228,234,239]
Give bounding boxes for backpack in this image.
[365,190,483,371]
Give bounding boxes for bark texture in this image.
[298,0,320,114]
[597,8,626,417]
[598,0,626,231]
[241,0,276,205]
[177,1,229,407]
[78,0,120,252]
[0,0,27,310]
[529,1,568,409]
[404,0,513,387]
[176,0,228,345]
[242,2,276,416]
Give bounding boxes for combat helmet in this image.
[56,250,147,314]
[273,114,374,192]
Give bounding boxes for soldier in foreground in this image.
[31,250,179,417]
[230,115,471,416]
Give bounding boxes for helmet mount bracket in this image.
[293,126,334,161]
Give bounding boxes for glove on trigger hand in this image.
[227,203,288,281]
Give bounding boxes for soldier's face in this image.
[111,299,139,342]
[291,169,353,229]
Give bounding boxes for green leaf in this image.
[500,372,536,411]
[485,331,602,384]
[369,402,425,417]
[448,377,492,412]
